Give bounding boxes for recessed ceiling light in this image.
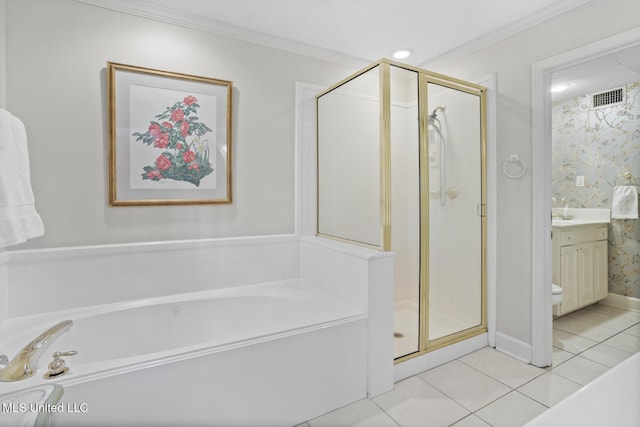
[551,83,572,93]
[391,48,413,59]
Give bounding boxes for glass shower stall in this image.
[316,59,487,361]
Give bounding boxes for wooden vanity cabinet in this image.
[552,224,608,317]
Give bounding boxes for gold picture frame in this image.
[107,62,232,206]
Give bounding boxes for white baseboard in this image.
[495,332,532,364]
[601,293,640,312]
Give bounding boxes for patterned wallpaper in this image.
[552,81,640,298]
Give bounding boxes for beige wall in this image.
[4,0,640,353]
[4,0,353,248]
[0,0,6,108]
[423,0,640,345]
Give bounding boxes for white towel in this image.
[0,108,44,247]
[611,185,639,219]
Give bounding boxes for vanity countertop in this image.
[551,208,610,228]
[552,218,610,228]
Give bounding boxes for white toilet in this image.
[552,283,563,305]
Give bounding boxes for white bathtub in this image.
[524,351,640,427]
[0,279,369,426]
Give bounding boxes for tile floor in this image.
[299,303,640,427]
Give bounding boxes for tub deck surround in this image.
[0,279,364,395]
[300,236,395,397]
[5,234,302,318]
[0,235,395,425]
[524,351,640,427]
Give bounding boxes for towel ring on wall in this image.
[503,154,527,179]
[614,172,639,186]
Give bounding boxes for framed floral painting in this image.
[107,62,232,206]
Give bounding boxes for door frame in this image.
[530,27,640,367]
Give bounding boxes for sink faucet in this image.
[551,196,567,219]
[0,320,73,382]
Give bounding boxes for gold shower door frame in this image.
[413,72,488,360]
[315,59,487,362]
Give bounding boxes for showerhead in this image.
[429,105,446,119]
[428,104,445,137]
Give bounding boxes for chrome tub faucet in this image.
[0,320,73,382]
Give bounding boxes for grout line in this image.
[448,413,485,427]
[413,367,499,415]
[307,308,639,427]
[552,327,600,353]
[369,397,402,427]
[620,320,640,335]
[457,354,547,389]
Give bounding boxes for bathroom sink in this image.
[552,219,578,226]
[552,218,609,227]
[551,208,611,228]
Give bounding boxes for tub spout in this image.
[0,320,73,382]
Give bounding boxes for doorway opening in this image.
[531,28,640,367]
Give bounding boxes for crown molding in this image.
[419,0,592,67]
[75,0,591,70]
[73,0,368,68]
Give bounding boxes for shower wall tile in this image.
[552,81,640,298]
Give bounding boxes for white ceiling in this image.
[82,0,592,66]
[551,44,640,102]
[79,0,640,100]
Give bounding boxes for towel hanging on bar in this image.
[611,185,639,219]
[0,108,44,247]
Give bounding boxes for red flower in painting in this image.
[146,170,163,180]
[156,155,172,171]
[132,95,213,187]
[171,108,185,122]
[154,133,169,148]
[183,95,197,106]
[182,150,196,163]
[148,123,162,137]
[180,120,190,137]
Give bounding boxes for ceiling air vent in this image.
[591,86,625,109]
